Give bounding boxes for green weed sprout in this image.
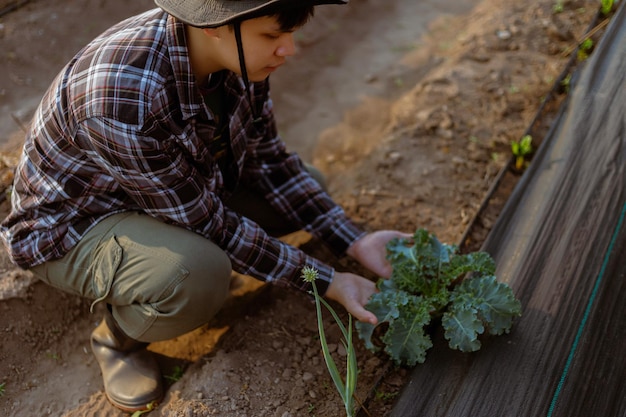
[552,0,564,14]
[601,0,614,15]
[164,365,184,383]
[0,382,5,397]
[561,73,572,93]
[577,38,594,61]
[130,401,157,416]
[302,266,358,417]
[511,134,533,170]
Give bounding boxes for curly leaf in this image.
[382,297,433,366]
[356,287,409,351]
[445,251,496,283]
[387,229,455,295]
[442,306,484,352]
[425,286,452,312]
[452,275,522,335]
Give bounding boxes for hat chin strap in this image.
[234,22,262,124]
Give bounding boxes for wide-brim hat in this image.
[154,0,348,28]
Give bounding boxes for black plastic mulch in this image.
[390,2,626,416]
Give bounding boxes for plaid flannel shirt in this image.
[0,9,365,294]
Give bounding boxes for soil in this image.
[0,0,603,416]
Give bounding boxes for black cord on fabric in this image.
[234,22,263,125]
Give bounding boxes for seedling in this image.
[561,73,572,93]
[130,401,157,416]
[553,0,565,13]
[511,134,533,170]
[601,0,614,15]
[374,389,398,403]
[302,266,359,417]
[577,38,594,61]
[356,229,521,366]
[0,382,5,397]
[164,365,184,383]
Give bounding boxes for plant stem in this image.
[304,267,359,417]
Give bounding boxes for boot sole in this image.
[105,394,162,413]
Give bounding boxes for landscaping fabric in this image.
[390,2,626,416]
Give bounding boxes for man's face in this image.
[214,16,298,82]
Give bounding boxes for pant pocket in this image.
[92,234,190,340]
[89,236,123,313]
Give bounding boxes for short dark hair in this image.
[273,5,315,30]
[230,5,315,31]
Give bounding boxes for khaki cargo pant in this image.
[30,168,326,343]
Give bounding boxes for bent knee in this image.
[109,234,233,341]
[159,240,232,316]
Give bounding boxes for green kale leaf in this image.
[442,305,484,351]
[449,274,522,336]
[381,297,433,366]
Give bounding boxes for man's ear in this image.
[202,28,221,39]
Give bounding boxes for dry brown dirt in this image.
[0,0,602,416]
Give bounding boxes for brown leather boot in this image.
[91,309,164,412]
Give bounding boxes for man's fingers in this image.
[349,302,378,325]
[359,311,378,325]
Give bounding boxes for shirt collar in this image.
[164,14,248,122]
[165,14,205,121]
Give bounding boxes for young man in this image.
[1,0,408,412]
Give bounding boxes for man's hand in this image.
[347,230,412,278]
[324,271,378,325]
[325,231,412,325]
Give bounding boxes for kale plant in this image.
[356,229,522,366]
